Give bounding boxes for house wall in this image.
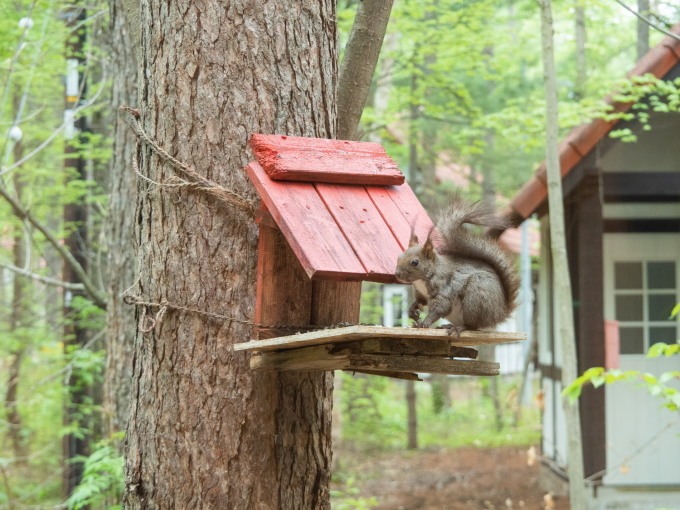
[537,216,568,471]
[602,234,680,488]
[537,90,680,501]
[597,112,680,172]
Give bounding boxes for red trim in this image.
[510,25,680,220]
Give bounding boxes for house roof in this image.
[508,24,680,221]
[246,135,433,283]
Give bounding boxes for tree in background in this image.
[0,0,111,504]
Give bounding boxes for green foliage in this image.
[565,304,680,409]
[599,75,680,142]
[331,473,378,510]
[564,343,680,412]
[359,282,384,325]
[339,374,540,450]
[65,435,125,510]
[0,1,112,506]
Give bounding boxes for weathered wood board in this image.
[249,134,404,185]
[234,325,526,353]
[250,344,500,377]
[315,183,403,281]
[245,161,433,283]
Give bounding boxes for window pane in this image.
[649,327,678,345]
[615,262,642,289]
[620,327,644,354]
[648,294,677,321]
[616,294,643,321]
[647,262,676,290]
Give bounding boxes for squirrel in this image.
[394,195,520,335]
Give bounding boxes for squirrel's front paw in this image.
[408,302,424,322]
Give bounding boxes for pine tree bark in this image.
[104,0,139,438]
[122,1,339,507]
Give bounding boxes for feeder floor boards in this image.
[235,326,526,380]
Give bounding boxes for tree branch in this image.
[0,261,86,291]
[0,183,107,308]
[612,0,680,42]
[337,0,395,140]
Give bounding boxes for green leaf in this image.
[647,343,668,358]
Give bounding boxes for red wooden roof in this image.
[246,135,433,283]
[508,25,680,221]
[250,134,405,185]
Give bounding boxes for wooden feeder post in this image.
[243,134,526,380]
[254,208,361,336]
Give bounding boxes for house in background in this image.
[500,27,680,509]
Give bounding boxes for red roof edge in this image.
[510,24,680,221]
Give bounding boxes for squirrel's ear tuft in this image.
[423,237,435,260]
[409,234,420,247]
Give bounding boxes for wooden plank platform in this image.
[250,344,500,377]
[234,325,526,353]
[249,134,404,185]
[237,326,524,379]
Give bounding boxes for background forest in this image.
[0,0,678,508]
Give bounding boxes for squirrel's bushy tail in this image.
[436,194,520,314]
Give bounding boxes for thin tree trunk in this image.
[408,72,419,185]
[122,1,340,507]
[5,143,29,461]
[538,0,587,507]
[337,0,395,140]
[406,379,418,449]
[574,1,587,100]
[62,6,91,497]
[636,0,650,60]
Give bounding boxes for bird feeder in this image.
[235,134,525,380]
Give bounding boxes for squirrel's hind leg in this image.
[437,323,466,338]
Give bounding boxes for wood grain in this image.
[366,184,434,250]
[234,325,526,353]
[249,134,404,185]
[315,183,402,282]
[344,369,422,381]
[366,185,434,250]
[348,355,499,376]
[250,344,499,376]
[246,162,366,279]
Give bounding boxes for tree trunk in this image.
[5,141,29,461]
[636,0,650,60]
[62,7,91,496]
[574,1,586,100]
[122,1,340,507]
[406,380,418,449]
[538,0,587,507]
[104,0,139,439]
[337,0,395,140]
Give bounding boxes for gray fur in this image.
[395,195,519,332]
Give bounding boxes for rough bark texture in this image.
[104,0,139,436]
[123,1,339,508]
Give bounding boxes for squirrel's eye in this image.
[410,258,419,267]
